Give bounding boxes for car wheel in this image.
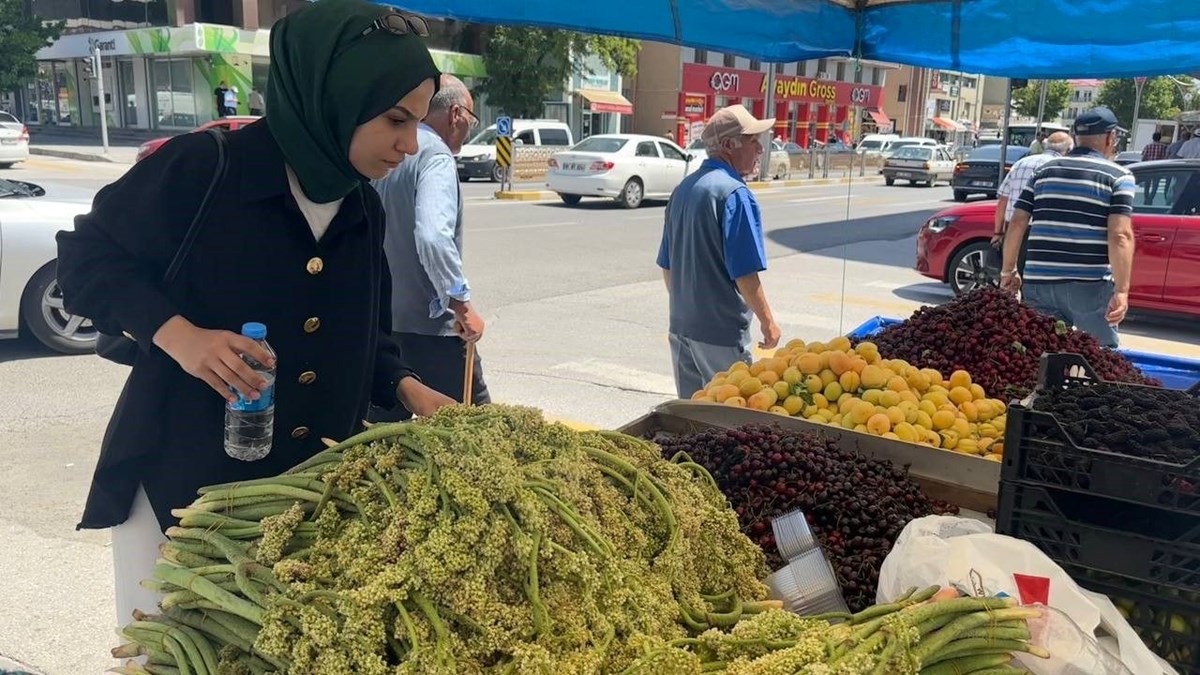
[924,178,935,187]
[618,177,644,209]
[559,193,582,206]
[948,242,999,296]
[19,262,98,355]
[953,190,967,202]
[490,162,504,183]
[885,177,895,186]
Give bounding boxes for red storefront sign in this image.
[681,63,883,108]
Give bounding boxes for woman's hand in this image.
[153,315,276,403]
[397,376,456,417]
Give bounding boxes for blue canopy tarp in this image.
[390,0,1200,79]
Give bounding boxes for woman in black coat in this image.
[55,0,454,626]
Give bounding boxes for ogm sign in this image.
[709,71,741,93]
[682,64,882,108]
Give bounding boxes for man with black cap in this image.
[1000,106,1136,348]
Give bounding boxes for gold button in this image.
[291,426,310,439]
[303,317,321,333]
[306,257,324,275]
[298,371,317,385]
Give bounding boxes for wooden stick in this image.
[462,341,477,405]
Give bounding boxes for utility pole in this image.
[1034,80,1048,135]
[758,64,777,182]
[998,79,1013,189]
[1131,76,1147,149]
[91,44,109,155]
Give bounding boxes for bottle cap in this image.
[241,322,267,339]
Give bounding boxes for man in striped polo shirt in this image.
[999,107,1136,348]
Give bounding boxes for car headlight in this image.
[925,216,959,233]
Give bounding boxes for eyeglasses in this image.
[333,12,428,60]
[458,104,480,130]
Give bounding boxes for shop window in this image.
[750,60,761,72]
[836,62,846,82]
[151,58,200,128]
[854,66,863,84]
[872,68,883,86]
[798,61,808,77]
[694,48,707,64]
[723,53,736,68]
[816,59,828,78]
[774,63,784,74]
[898,85,908,103]
[34,0,168,29]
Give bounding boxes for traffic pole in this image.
[998,79,1013,188]
[1131,77,1146,149]
[92,46,109,155]
[759,65,777,182]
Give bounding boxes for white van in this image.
[456,119,575,182]
[880,136,940,159]
[857,133,899,155]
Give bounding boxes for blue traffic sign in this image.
[496,116,512,138]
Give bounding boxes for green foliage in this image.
[1096,76,1193,127]
[0,0,62,94]
[479,27,639,119]
[1010,80,1071,122]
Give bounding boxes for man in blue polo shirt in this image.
[657,104,781,399]
[1000,107,1136,347]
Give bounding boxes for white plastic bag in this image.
[877,515,1174,675]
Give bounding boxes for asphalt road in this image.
[2,156,1198,674]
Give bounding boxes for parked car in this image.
[916,160,1200,319]
[136,116,261,163]
[0,178,96,353]
[811,138,854,154]
[1115,150,1143,166]
[547,134,697,208]
[686,138,790,179]
[882,145,957,187]
[951,145,1030,201]
[457,119,574,182]
[0,111,30,168]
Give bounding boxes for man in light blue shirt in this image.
[371,75,488,417]
[658,104,781,399]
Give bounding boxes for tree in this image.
[1010,80,1071,122]
[0,0,62,94]
[1096,76,1191,127]
[479,27,639,119]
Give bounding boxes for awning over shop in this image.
[929,117,963,132]
[866,108,891,128]
[579,89,634,115]
[390,0,1200,78]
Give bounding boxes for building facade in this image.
[631,43,894,148]
[22,1,489,132]
[1062,79,1102,124]
[881,65,985,142]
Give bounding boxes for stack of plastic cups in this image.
[766,509,851,617]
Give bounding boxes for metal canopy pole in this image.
[758,64,777,182]
[998,79,1013,188]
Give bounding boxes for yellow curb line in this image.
[494,190,556,200]
[542,414,598,431]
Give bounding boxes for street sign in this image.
[496,115,512,138]
[1135,76,1148,85]
[495,136,513,168]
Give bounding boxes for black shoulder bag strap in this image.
[95,127,229,366]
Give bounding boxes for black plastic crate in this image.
[996,481,1200,593]
[1001,353,1200,515]
[1066,564,1200,675]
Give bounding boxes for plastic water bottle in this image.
[224,322,276,461]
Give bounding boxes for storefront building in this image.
[632,44,890,149]
[27,24,486,132]
[541,55,633,141]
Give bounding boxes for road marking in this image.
[550,359,677,396]
[785,195,855,204]
[473,220,579,233]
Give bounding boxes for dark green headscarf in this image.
[266,0,441,203]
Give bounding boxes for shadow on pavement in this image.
[0,336,77,364]
[767,208,940,258]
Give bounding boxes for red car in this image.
[135,116,261,163]
[916,159,1200,318]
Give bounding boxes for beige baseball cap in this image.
[701,104,776,144]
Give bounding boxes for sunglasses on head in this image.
[333,12,429,60]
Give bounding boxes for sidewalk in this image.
[27,129,160,164]
[0,654,41,674]
[495,173,886,201]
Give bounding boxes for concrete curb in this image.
[30,147,120,163]
[494,190,557,201]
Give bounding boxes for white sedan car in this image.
[0,111,30,168]
[0,177,95,353]
[686,138,791,179]
[546,134,699,208]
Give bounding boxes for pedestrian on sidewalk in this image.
[369,74,489,422]
[224,86,240,116]
[55,0,454,628]
[214,79,230,117]
[992,131,1073,273]
[249,87,265,116]
[1001,107,1136,348]
[657,104,781,400]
